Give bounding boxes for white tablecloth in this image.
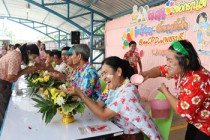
[0,76,123,140]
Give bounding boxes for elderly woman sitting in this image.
[60,56,162,140]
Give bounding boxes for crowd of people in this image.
[0,39,209,140]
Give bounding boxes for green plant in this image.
[32,88,85,124]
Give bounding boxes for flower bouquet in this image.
[32,87,85,124]
[26,71,64,96]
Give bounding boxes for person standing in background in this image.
[36,40,41,51]
[124,41,142,74]
[39,43,47,62]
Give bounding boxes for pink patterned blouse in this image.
[0,48,22,82]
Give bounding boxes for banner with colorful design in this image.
[105,0,210,99]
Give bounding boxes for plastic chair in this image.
[144,92,174,140]
[100,79,106,93]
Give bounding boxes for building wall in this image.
[105,0,210,100]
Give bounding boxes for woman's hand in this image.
[158,83,169,95]
[140,71,149,82]
[59,85,81,97]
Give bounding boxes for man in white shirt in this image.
[53,50,65,72]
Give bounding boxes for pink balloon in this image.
[139,50,144,57]
[130,74,144,84]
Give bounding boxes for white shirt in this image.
[54,62,66,72]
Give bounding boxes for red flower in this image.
[113,101,118,106]
[135,108,141,113]
[135,116,141,122]
[121,98,126,104]
[124,117,129,121]
[125,106,130,111]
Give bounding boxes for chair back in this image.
[100,79,106,93]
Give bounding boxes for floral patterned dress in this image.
[99,79,163,140]
[72,62,101,101]
[160,65,210,136]
[124,50,141,74]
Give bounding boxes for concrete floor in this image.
[141,101,187,140]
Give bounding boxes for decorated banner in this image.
[105,0,210,99]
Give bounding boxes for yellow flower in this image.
[58,92,66,97]
[51,92,59,104]
[43,75,50,82]
[44,89,49,96]
[50,88,58,96]
[32,78,39,83]
[38,78,44,82]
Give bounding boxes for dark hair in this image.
[129,41,136,47]
[53,50,62,58]
[169,40,201,72]
[9,44,14,47]
[102,56,135,79]
[45,50,54,57]
[196,12,207,24]
[19,44,39,64]
[62,46,70,51]
[41,43,46,51]
[14,44,21,49]
[74,44,90,61]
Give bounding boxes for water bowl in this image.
[130,74,144,84]
[150,99,170,119]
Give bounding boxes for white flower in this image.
[28,62,35,66]
[194,123,202,129]
[43,71,49,76]
[184,88,191,95]
[201,110,210,118]
[193,74,200,82]
[62,84,67,89]
[181,101,190,110]
[207,127,210,132]
[191,96,201,105]
[181,113,192,120]
[56,97,65,106]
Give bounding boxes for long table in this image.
[0,77,123,140]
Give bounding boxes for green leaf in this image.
[45,106,57,124]
[61,103,79,114]
[76,103,85,114]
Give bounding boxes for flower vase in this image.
[61,113,75,124]
[57,108,74,124]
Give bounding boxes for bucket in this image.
[150,99,170,119]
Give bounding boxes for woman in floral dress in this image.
[61,56,162,140]
[140,40,209,140]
